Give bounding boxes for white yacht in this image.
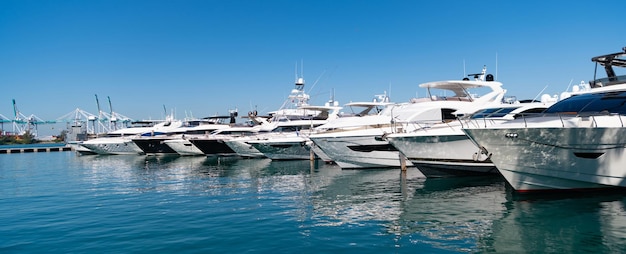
[186,124,264,156]
[306,93,394,162]
[162,111,269,156]
[219,121,267,158]
[80,116,184,155]
[310,67,507,169]
[223,72,339,159]
[189,69,329,157]
[132,113,235,155]
[386,98,554,177]
[224,118,306,159]
[223,106,325,159]
[163,137,205,156]
[244,104,342,160]
[463,47,626,192]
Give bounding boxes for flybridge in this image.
[590,46,626,88]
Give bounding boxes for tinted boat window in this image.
[472,108,501,118]
[442,108,457,120]
[489,107,518,118]
[513,107,547,118]
[470,107,519,119]
[544,92,626,114]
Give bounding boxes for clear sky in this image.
[1,0,625,136]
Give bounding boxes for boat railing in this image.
[458,112,546,129]
[460,117,505,129]
[465,112,626,129]
[392,120,446,133]
[396,121,427,133]
[314,123,395,134]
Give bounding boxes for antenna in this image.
[532,85,549,102]
[564,79,574,92]
[308,69,326,93]
[495,52,498,80]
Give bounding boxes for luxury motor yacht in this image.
[463,47,626,192]
[385,98,555,177]
[187,124,263,156]
[243,103,342,160]
[79,116,184,155]
[162,114,263,156]
[307,93,396,165]
[189,72,328,157]
[310,67,507,169]
[131,113,236,155]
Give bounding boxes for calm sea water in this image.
[2,151,626,253]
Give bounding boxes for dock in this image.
[0,145,72,154]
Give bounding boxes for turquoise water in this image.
[2,152,626,253]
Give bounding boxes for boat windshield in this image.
[470,107,519,119]
[544,91,626,115]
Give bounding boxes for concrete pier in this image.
[0,145,72,154]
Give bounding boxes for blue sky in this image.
[1,0,625,136]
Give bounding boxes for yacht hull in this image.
[248,137,312,160]
[387,131,496,177]
[189,139,236,156]
[224,139,265,158]
[310,134,412,169]
[132,137,178,155]
[67,141,97,155]
[310,143,333,163]
[164,139,204,156]
[80,137,143,155]
[464,127,626,192]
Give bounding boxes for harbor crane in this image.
[10,99,55,137]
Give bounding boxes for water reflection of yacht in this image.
[306,168,425,227]
[481,194,626,253]
[389,175,508,252]
[463,47,626,192]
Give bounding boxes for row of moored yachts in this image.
[74,47,626,193]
